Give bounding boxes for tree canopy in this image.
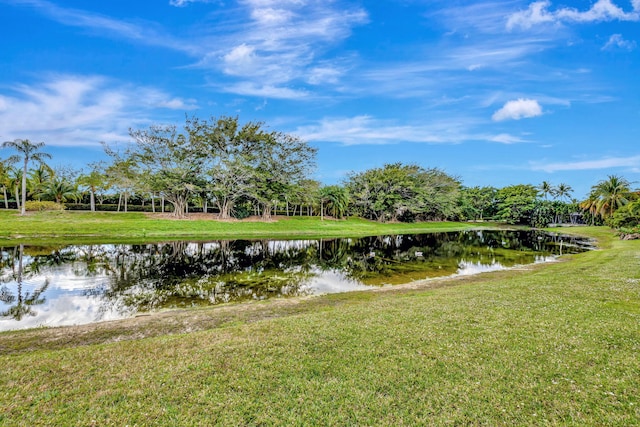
[345,163,461,222]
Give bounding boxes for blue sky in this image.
[1,0,639,198]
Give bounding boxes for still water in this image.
[0,230,593,331]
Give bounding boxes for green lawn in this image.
[0,210,477,244]
[1,227,639,425]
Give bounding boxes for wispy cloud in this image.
[507,0,640,30]
[488,133,529,144]
[602,34,637,51]
[6,0,369,100]
[218,82,309,100]
[294,115,526,146]
[0,75,197,146]
[492,99,543,121]
[296,116,447,145]
[198,1,368,97]
[4,0,193,53]
[169,0,215,6]
[530,155,640,172]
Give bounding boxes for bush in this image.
[25,201,65,211]
[232,200,253,219]
[608,200,640,229]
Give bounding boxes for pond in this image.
[0,230,594,331]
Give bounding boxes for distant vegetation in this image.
[2,117,639,231]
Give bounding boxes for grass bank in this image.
[1,227,638,425]
[0,210,477,244]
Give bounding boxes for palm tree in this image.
[0,160,10,209]
[538,181,556,200]
[0,244,49,321]
[38,176,77,204]
[585,175,632,219]
[1,139,52,215]
[28,163,54,201]
[319,185,350,219]
[555,183,573,202]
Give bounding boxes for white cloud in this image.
[492,99,543,121]
[169,0,189,5]
[0,75,197,147]
[204,1,368,96]
[222,44,259,76]
[488,133,528,144]
[219,82,309,100]
[530,155,640,172]
[306,66,343,85]
[507,0,640,30]
[294,115,526,146]
[169,0,214,6]
[296,116,454,145]
[602,34,637,51]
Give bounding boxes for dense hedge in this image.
[25,201,65,211]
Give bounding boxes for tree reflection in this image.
[0,244,49,321]
[0,231,593,327]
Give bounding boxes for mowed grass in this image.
[1,227,639,425]
[0,210,476,243]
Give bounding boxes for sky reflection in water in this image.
[0,230,593,331]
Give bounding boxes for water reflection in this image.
[0,230,593,331]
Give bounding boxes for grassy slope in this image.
[1,227,639,425]
[0,210,475,243]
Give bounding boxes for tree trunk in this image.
[2,187,7,209]
[15,185,20,211]
[117,193,122,212]
[124,192,128,213]
[161,196,165,213]
[20,158,27,215]
[151,194,156,213]
[169,195,190,218]
[219,200,232,219]
[90,189,96,212]
[261,203,273,221]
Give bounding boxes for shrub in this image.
[608,200,640,229]
[25,201,65,211]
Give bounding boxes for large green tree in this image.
[495,184,539,224]
[459,186,497,221]
[189,116,260,219]
[128,125,204,218]
[346,163,460,222]
[247,130,317,221]
[1,139,52,215]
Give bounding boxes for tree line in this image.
[2,115,639,230]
